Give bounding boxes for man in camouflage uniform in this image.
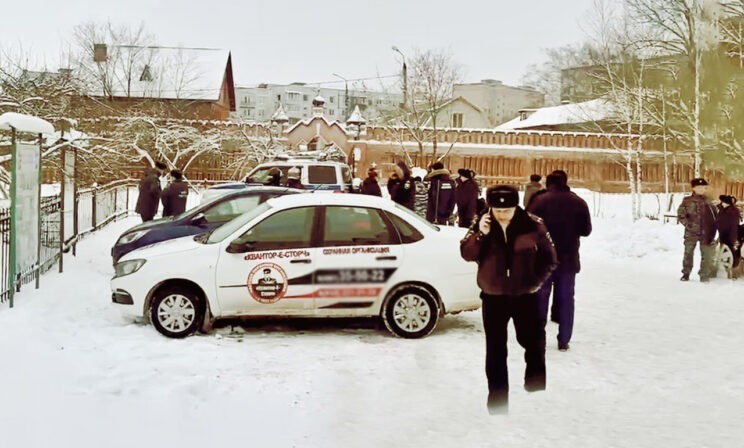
[677,178,718,282]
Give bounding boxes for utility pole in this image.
[332,73,349,119]
[392,46,407,110]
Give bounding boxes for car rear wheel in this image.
[150,286,204,338]
[382,285,439,339]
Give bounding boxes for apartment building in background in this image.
[452,79,545,127]
[234,83,402,124]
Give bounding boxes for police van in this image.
[243,152,354,192]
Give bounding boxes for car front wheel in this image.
[150,286,204,338]
[382,285,439,339]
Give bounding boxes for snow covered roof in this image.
[0,112,55,135]
[271,105,289,123]
[88,47,232,102]
[496,99,614,130]
[346,105,366,124]
[285,115,346,135]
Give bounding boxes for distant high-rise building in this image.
[452,79,545,127]
[234,83,401,124]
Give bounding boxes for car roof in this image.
[201,185,296,202]
[253,160,349,167]
[206,182,250,190]
[265,192,394,210]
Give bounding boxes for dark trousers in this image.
[682,237,716,278]
[458,214,474,228]
[481,293,546,409]
[139,210,155,222]
[537,270,576,346]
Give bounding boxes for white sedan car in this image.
[110,194,480,339]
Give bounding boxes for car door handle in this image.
[290,259,312,264]
[376,256,397,261]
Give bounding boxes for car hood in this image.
[121,216,177,234]
[119,234,204,262]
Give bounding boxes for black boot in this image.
[487,390,508,415]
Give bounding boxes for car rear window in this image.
[308,166,337,184]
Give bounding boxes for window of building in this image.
[451,113,464,128]
[329,96,335,103]
[303,94,308,101]
[329,109,335,116]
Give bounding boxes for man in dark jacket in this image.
[716,195,741,273]
[425,162,457,224]
[135,161,167,222]
[455,168,480,228]
[386,161,415,210]
[677,178,718,282]
[523,174,543,208]
[461,185,558,414]
[360,167,382,196]
[266,167,282,187]
[527,170,592,352]
[161,170,189,217]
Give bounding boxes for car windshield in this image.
[393,203,440,231]
[245,166,288,184]
[205,202,272,244]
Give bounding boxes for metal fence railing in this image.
[0,208,10,304]
[0,181,135,306]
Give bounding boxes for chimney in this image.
[93,44,108,63]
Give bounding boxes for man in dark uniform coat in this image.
[135,161,167,222]
[677,178,718,281]
[527,170,592,352]
[425,162,457,225]
[387,161,415,210]
[455,168,479,228]
[161,169,189,217]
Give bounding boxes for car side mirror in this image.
[226,240,254,254]
[191,213,207,227]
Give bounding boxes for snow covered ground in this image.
[1,204,743,448]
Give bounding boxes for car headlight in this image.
[117,230,149,245]
[113,259,147,278]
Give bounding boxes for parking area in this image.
[1,217,743,448]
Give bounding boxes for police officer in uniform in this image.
[677,178,717,281]
[460,185,557,414]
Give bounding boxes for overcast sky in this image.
[2,0,597,90]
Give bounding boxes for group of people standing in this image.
[135,161,189,222]
[677,177,742,281]
[361,160,482,228]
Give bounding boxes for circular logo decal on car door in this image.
[247,263,288,304]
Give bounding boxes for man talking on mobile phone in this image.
[460,185,557,414]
